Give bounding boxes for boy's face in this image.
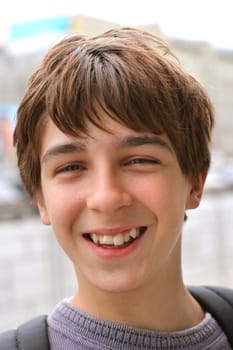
[37,114,204,297]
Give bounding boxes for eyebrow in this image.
[42,142,86,164]
[119,135,173,153]
[41,134,173,164]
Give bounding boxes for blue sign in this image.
[10,16,71,40]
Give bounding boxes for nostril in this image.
[86,189,132,213]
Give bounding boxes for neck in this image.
[71,240,204,332]
[72,279,203,332]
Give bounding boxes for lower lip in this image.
[85,231,146,259]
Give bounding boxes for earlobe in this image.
[186,172,207,210]
[36,193,51,225]
[38,206,51,225]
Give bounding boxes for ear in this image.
[35,192,51,225]
[186,171,207,210]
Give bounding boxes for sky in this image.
[1,0,232,50]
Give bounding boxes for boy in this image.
[4,28,233,348]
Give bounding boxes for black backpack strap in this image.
[189,285,233,347]
[0,329,17,350]
[0,315,49,350]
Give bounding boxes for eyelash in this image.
[126,157,160,165]
[55,157,160,175]
[56,163,85,174]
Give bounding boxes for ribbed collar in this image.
[48,299,222,349]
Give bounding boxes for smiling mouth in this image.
[83,227,147,249]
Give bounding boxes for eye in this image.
[128,157,160,165]
[123,157,161,171]
[56,163,86,174]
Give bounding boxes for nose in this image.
[86,171,132,214]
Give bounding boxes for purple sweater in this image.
[48,300,231,349]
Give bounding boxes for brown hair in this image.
[14,27,214,199]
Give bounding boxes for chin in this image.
[87,269,148,295]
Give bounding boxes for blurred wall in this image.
[169,39,233,156]
[0,218,76,331]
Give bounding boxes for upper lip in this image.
[83,226,141,236]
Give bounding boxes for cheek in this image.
[131,175,172,208]
[42,184,84,226]
[131,175,187,219]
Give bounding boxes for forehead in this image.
[40,117,174,161]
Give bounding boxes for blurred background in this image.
[0,0,233,331]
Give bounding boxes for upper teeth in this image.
[90,228,140,247]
